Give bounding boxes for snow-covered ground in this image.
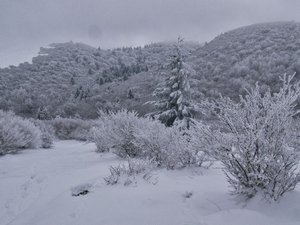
[1,141,300,225]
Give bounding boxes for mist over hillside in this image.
[1,22,300,119]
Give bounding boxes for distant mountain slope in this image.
[0,41,199,118]
[191,22,300,99]
[1,22,300,118]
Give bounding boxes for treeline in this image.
[1,22,300,119]
[0,41,198,118]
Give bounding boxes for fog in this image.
[0,0,299,67]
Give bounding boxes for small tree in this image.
[127,89,134,99]
[193,74,300,201]
[152,37,194,129]
[36,106,51,120]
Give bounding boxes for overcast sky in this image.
[0,0,300,67]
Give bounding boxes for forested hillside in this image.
[0,41,199,118]
[193,21,300,100]
[1,22,300,119]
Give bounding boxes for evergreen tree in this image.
[36,106,51,120]
[127,89,134,99]
[88,68,93,75]
[152,37,194,129]
[70,77,75,85]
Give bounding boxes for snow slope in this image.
[1,141,300,225]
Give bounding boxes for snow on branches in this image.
[152,38,195,129]
[193,74,300,201]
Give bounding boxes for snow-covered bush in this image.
[0,110,42,155]
[91,110,152,157]
[31,119,55,148]
[92,109,207,168]
[104,158,156,186]
[133,122,208,169]
[51,117,93,141]
[194,74,300,201]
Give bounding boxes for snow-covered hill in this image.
[0,42,198,118]
[2,22,300,119]
[1,141,300,225]
[193,22,300,100]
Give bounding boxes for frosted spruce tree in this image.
[152,38,194,129]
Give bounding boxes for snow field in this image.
[1,141,300,225]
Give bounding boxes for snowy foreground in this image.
[1,141,300,225]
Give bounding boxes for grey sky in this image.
[0,0,300,67]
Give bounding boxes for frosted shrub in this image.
[92,110,151,157]
[90,120,110,153]
[196,74,300,201]
[92,110,207,168]
[104,158,156,186]
[31,119,55,148]
[0,110,42,155]
[134,122,207,169]
[51,117,93,141]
